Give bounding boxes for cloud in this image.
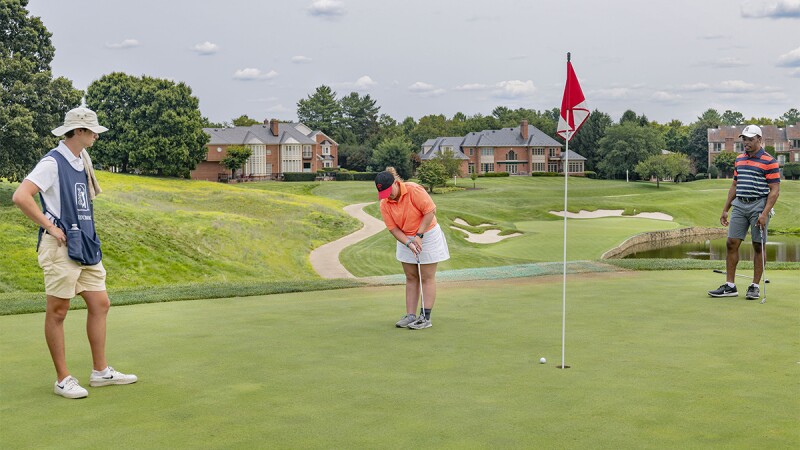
[710,57,748,68]
[651,91,683,103]
[716,80,759,92]
[307,0,346,18]
[408,82,445,97]
[699,33,727,40]
[233,68,279,81]
[291,55,313,64]
[777,46,800,66]
[680,83,711,91]
[789,68,800,77]
[192,41,219,55]
[493,80,536,99]
[454,83,490,91]
[741,0,800,18]
[592,87,631,99]
[105,39,139,49]
[353,75,377,90]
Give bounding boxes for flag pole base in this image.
[556,365,571,369]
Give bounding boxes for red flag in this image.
[556,56,589,142]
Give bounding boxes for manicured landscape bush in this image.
[283,172,317,182]
[480,172,510,177]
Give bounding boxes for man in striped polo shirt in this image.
[709,125,780,299]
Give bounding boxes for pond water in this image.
[624,235,800,262]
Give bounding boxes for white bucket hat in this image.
[51,107,108,136]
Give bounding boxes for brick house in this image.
[420,120,586,176]
[707,123,800,175]
[191,119,338,181]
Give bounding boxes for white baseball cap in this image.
[739,124,762,138]
[51,107,109,136]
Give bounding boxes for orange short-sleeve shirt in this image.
[379,182,437,236]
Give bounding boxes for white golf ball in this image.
[539,357,546,364]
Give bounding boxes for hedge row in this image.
[335,172,380,181]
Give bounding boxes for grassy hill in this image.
[0,172,360,293]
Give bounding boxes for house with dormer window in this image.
[420,120,586,176]
[191,119,338,181]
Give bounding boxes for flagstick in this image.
[560,52,571,370]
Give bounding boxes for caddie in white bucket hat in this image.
[51,107,108,136]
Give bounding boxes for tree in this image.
[635,154,670,187]
[782,162,800,180]
[596,123,665,179]
[720,110,744,125]
[339,92,380,145]
[232,115,260,127]
[433,148,463,178]
[686,109,722,171]
[221,145,252,179]
[372,136,414,180]
[337,144,373,172]
[296,85,342,138]
[86,72,209,177]
[777,108,800,127]
[416,161,448,193]
[713,151,737,178]
[568,109,613,171]
[664,152,691,182]
[470,171,478,188]
[0,0,83,181]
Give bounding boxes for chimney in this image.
[520,119,529,140]
[270,119,279,136]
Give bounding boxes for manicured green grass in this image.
[1,271,797,448]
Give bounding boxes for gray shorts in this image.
[728,197,769,243]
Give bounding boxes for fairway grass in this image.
[1,271,797,448]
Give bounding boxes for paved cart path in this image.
[310,202,385,279]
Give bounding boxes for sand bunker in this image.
[549,209,673,221]
[451,219,522,244]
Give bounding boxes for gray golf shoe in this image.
[745,285,760,300]
[395,314,417,328]
[407,317,432,330]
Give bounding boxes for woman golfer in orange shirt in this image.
[374,167,450,329]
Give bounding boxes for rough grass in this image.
[1,272,797,448]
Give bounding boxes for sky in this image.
[26,0,800,127]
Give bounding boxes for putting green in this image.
[1,270,797,448]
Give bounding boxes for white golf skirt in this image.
[395,223,450,264]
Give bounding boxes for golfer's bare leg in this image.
[725,238,742,284]
[45,295,71,381]
[402,262,420,314]
[752,241,763,284]
[420,263,438,309]
[81,290,109,371]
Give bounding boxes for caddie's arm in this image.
[12,180,66,245]
[720,180,736,227]
[758,182,780,228]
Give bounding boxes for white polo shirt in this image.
[25,141,85,222]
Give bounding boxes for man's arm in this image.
[720,179,737,227]
[758,182,780,228]
[12,180,66,245]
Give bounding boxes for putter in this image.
[712,269,769,284]
[760,227,767,304]
[416,253,425,320]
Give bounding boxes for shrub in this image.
[695,172,707,180]
[530,172,560,177]
[335,172,354,181]
[584,171,598,179]
[283,172,317,182]
[480,172,510,177]
[352,172,379,181]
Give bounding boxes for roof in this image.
[548,150,587,161]
[204,122,328,146]
[461,125,562,148]
[708,123,800,142]
[420,137,469,160]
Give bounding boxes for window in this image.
[303,145,312,159]
[532,148,544,156]
[480,163,494,173]
[468,163,474,174]
[322,145,331,155]
[507,150,517,160]
[775,142,784,152]
[734,142,742,152]
[533,162,545,172]
[794,152,799,162]
[244,145,267,175]
[323,161,332,168]
[549,148,558,157]
[267,149,272,155]
[713,143,724,152]
[792,139,800,148]
[507,163,518,174]
[548,163,558,172]
[568,162,582,173]
[481,148,494,156]
[469,148,474,156]
[778,154,786,164]
[282,144,302,173]
[266,164,273,175]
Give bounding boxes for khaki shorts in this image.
[38,233,106,299]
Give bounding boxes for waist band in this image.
[737,196,765,203]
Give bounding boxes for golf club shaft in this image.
[416,254,425,315]
[760,227,767,304]
[712,269,769,283]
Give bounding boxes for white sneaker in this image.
[89,366,138,387]
[54,376,88,399]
